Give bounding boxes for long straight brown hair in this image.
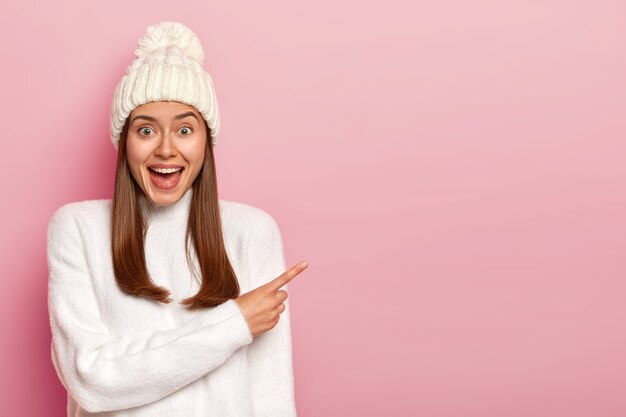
[110,116,241,310]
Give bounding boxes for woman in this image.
[47,21,307,416]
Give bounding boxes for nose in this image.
[154,131,177,158]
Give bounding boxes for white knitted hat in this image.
[109,21,220,150]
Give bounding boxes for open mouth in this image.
[148,166,185,189]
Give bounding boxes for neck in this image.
[139,187,194,225]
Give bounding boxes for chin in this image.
[143,184,186,207]
[151,190,183,206]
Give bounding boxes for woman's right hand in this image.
[234,261,308,338]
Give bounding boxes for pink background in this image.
[1,1,625,416]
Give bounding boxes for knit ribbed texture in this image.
[109,21,220,151]
[138,185,193,225]
[46,191,296,416]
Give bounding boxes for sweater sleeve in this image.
[246,213,298,417]
[46,205,254,414]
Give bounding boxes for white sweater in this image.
[46,187,297,416]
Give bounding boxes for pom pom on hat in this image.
[135,21,204,63]
[109,21,220,150]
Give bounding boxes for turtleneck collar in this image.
[139,186,193,225]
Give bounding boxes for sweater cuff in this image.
[205,299,253,345]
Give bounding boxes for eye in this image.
[138,127,154,136]
[179,126,193,135]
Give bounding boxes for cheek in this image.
[125,139,148,177]
[184,142,206,179]
[191,145,206,165]
[181,140,206,165]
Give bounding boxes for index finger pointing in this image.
[266,261,308,292]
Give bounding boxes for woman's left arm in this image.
[246,213,298,417]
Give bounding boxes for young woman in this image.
[47,21,307,416]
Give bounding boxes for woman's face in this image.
[126,101,207,207]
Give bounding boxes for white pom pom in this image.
[135,21,204,63]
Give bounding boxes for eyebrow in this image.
[130,111,199,125]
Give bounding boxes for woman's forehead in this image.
[130,101,200,117]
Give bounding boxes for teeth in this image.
[150,167,182,174]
